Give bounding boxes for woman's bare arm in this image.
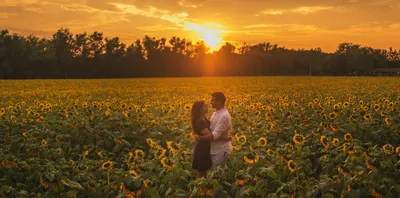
[197,128,231,141]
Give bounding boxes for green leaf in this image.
[61,179,86,191]
[66,190,77,198]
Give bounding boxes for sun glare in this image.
[184,22,225,52]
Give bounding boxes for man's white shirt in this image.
[210,108,232,155]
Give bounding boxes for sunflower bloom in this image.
[122,177,147,198]
[337,166,350,176]
[41,139,47,147]
[396,146,400,154]
[154,148,166,158]
[166,141,181,153]
[385,117,391,126]
[237,135,247,145]
[244,152,259,164]
[184,105,191,111]
[236,178,248,186]
[330,124,339,132]
[293,134,305,145]
[1,160,17,168]
[344,133,352,141]
[332,138,339,147]
[320,136,330,148]
[135,149,145,158]
[363,114,371,121]
[199,186,214,196]
[382,144,394,155]
[257,137,267,147]
[372,189,383,198]
[101,161,113,170]
[366,159,378,172]
[329,112,337,120]
[146,138,158,148]
[40,175,53,189]
[287,160,296,173]
[160,157,174,169]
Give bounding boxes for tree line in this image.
[0,28,399,79]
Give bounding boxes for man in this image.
[196,92,232,170]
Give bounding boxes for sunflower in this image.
[154,148,166,158]
[146,138,158,148]
[255,111,261,116]
[330,124,339,132]
[320,136,330,148]
[122,111,129,118]
[10,115,16,123]
[23,161,31,169]
[261,105,267,110]
[266,149,274,156]
[365,159,378,172]
[1,160,17,168]
[363,114,371,121]
[285,143,294,151]
[293,134,305,145]
[396,146,400,154]
[41,139,47,147]
[184,105,191,111]
[344,133,352,141]
[332,138,340,146]
[237,135,247,145]
[166,141,181,153]
[114,138,122,144]
[97,151,103,158]
[328,112,337,120]
[244,152,259,164]
[337,166,350,176]
[122,176,147,198]
[382,144,394,155]
[232,145,242,151]
[257,137,267,147]
[385,117,391,126]
[56,148,62,155]
[40,175,54,189]
[380,111,387,117]
[372,189,383,198]
[373,104,380,111]
[105,109,112,119]
[235,176,249,186]
[101,161,113,169]
[69,159,75,166]
[287,160,296,173]
[199,186,214,196]
[135,149,145,158]
[160,157,174,169]
[250,104,255,110]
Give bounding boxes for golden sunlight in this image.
[184,22,225,52]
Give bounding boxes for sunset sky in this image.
[1,0,399,52]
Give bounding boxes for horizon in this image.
[1,0,399,52]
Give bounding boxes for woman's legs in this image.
[197,171,207,178]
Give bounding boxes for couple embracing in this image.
[190,92,232,178]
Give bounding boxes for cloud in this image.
[245,24,319,32]
[259,6,336,16]
[0,13,18,19]
[177,0,200,8]
[136,24,179,31]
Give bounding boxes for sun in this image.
[184,22,225,52]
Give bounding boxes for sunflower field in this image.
[0,77,399,198]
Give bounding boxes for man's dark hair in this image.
[211,92,226,105]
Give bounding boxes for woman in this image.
[190,100,230,178]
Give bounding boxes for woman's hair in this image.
[191,100,205,132]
